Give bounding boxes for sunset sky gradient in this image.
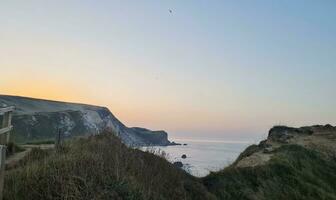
[1,1,336,140]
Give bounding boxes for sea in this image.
[142,138,252,177]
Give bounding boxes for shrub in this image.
[203,145,336,200]
[4,133,214,200]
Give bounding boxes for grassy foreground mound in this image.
[4,133,214,200]
[203,125,336,200]
[203,145,336,200]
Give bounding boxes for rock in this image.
[236,152,271,168]
[268,125,336,144]
[268,126,312,143]
[170,142,182,146]
[325,124,333,128]
[258,140,271,148]
[173,161,183,168]
[236,124,336,168]
[130,127,173,146]
[181,154,187,159]
[263,147,274,153]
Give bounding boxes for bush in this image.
[4,133,214,200]
[5,134,336,200]
[203,145,336,200]
[24,139,55,145]
[6,142,25,157]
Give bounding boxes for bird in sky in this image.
[169,9,173,13]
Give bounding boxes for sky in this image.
[1,0,335,141]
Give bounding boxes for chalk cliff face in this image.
[0,95,172,146]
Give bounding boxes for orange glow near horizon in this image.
[0,81,251,133]
[1,78,87,104]
[1,1,336,141]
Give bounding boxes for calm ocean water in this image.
[143,138,252,177]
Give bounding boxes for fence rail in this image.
[0,126,13,135]
[0,106,15,115]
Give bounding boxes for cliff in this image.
[0,95,173,146]
[233,124,336,168]
[203,124,336,199]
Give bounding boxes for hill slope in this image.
[4,133,215,200]
[203,124,336,199]
[4,118,336,199]
[0,95,172,146]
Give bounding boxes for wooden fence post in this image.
[6,112,12,144]
[0,145,6,200]
[0,106,14,199]
[0,107,14,145]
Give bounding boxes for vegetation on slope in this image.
[5,142,25,157]
[11,111,88,143]
[203,145,336,200]
[5,128,336,200]
[4,133,214,200]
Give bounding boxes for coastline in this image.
[142,138,252,177]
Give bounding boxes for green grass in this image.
[23,139,55,145]
[6,142,25,157]
[4,134,336,200]
[203,145,336,200]
[4,133,214,200]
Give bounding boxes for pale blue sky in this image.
[1,1,335,140]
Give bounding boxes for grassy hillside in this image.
[4,133,214,200]
[203,145,336,200]
[4,127,336,200]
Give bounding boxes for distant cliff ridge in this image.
[0,95,173,146]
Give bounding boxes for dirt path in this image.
[21,144,55,150]
[5,144,55,169]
